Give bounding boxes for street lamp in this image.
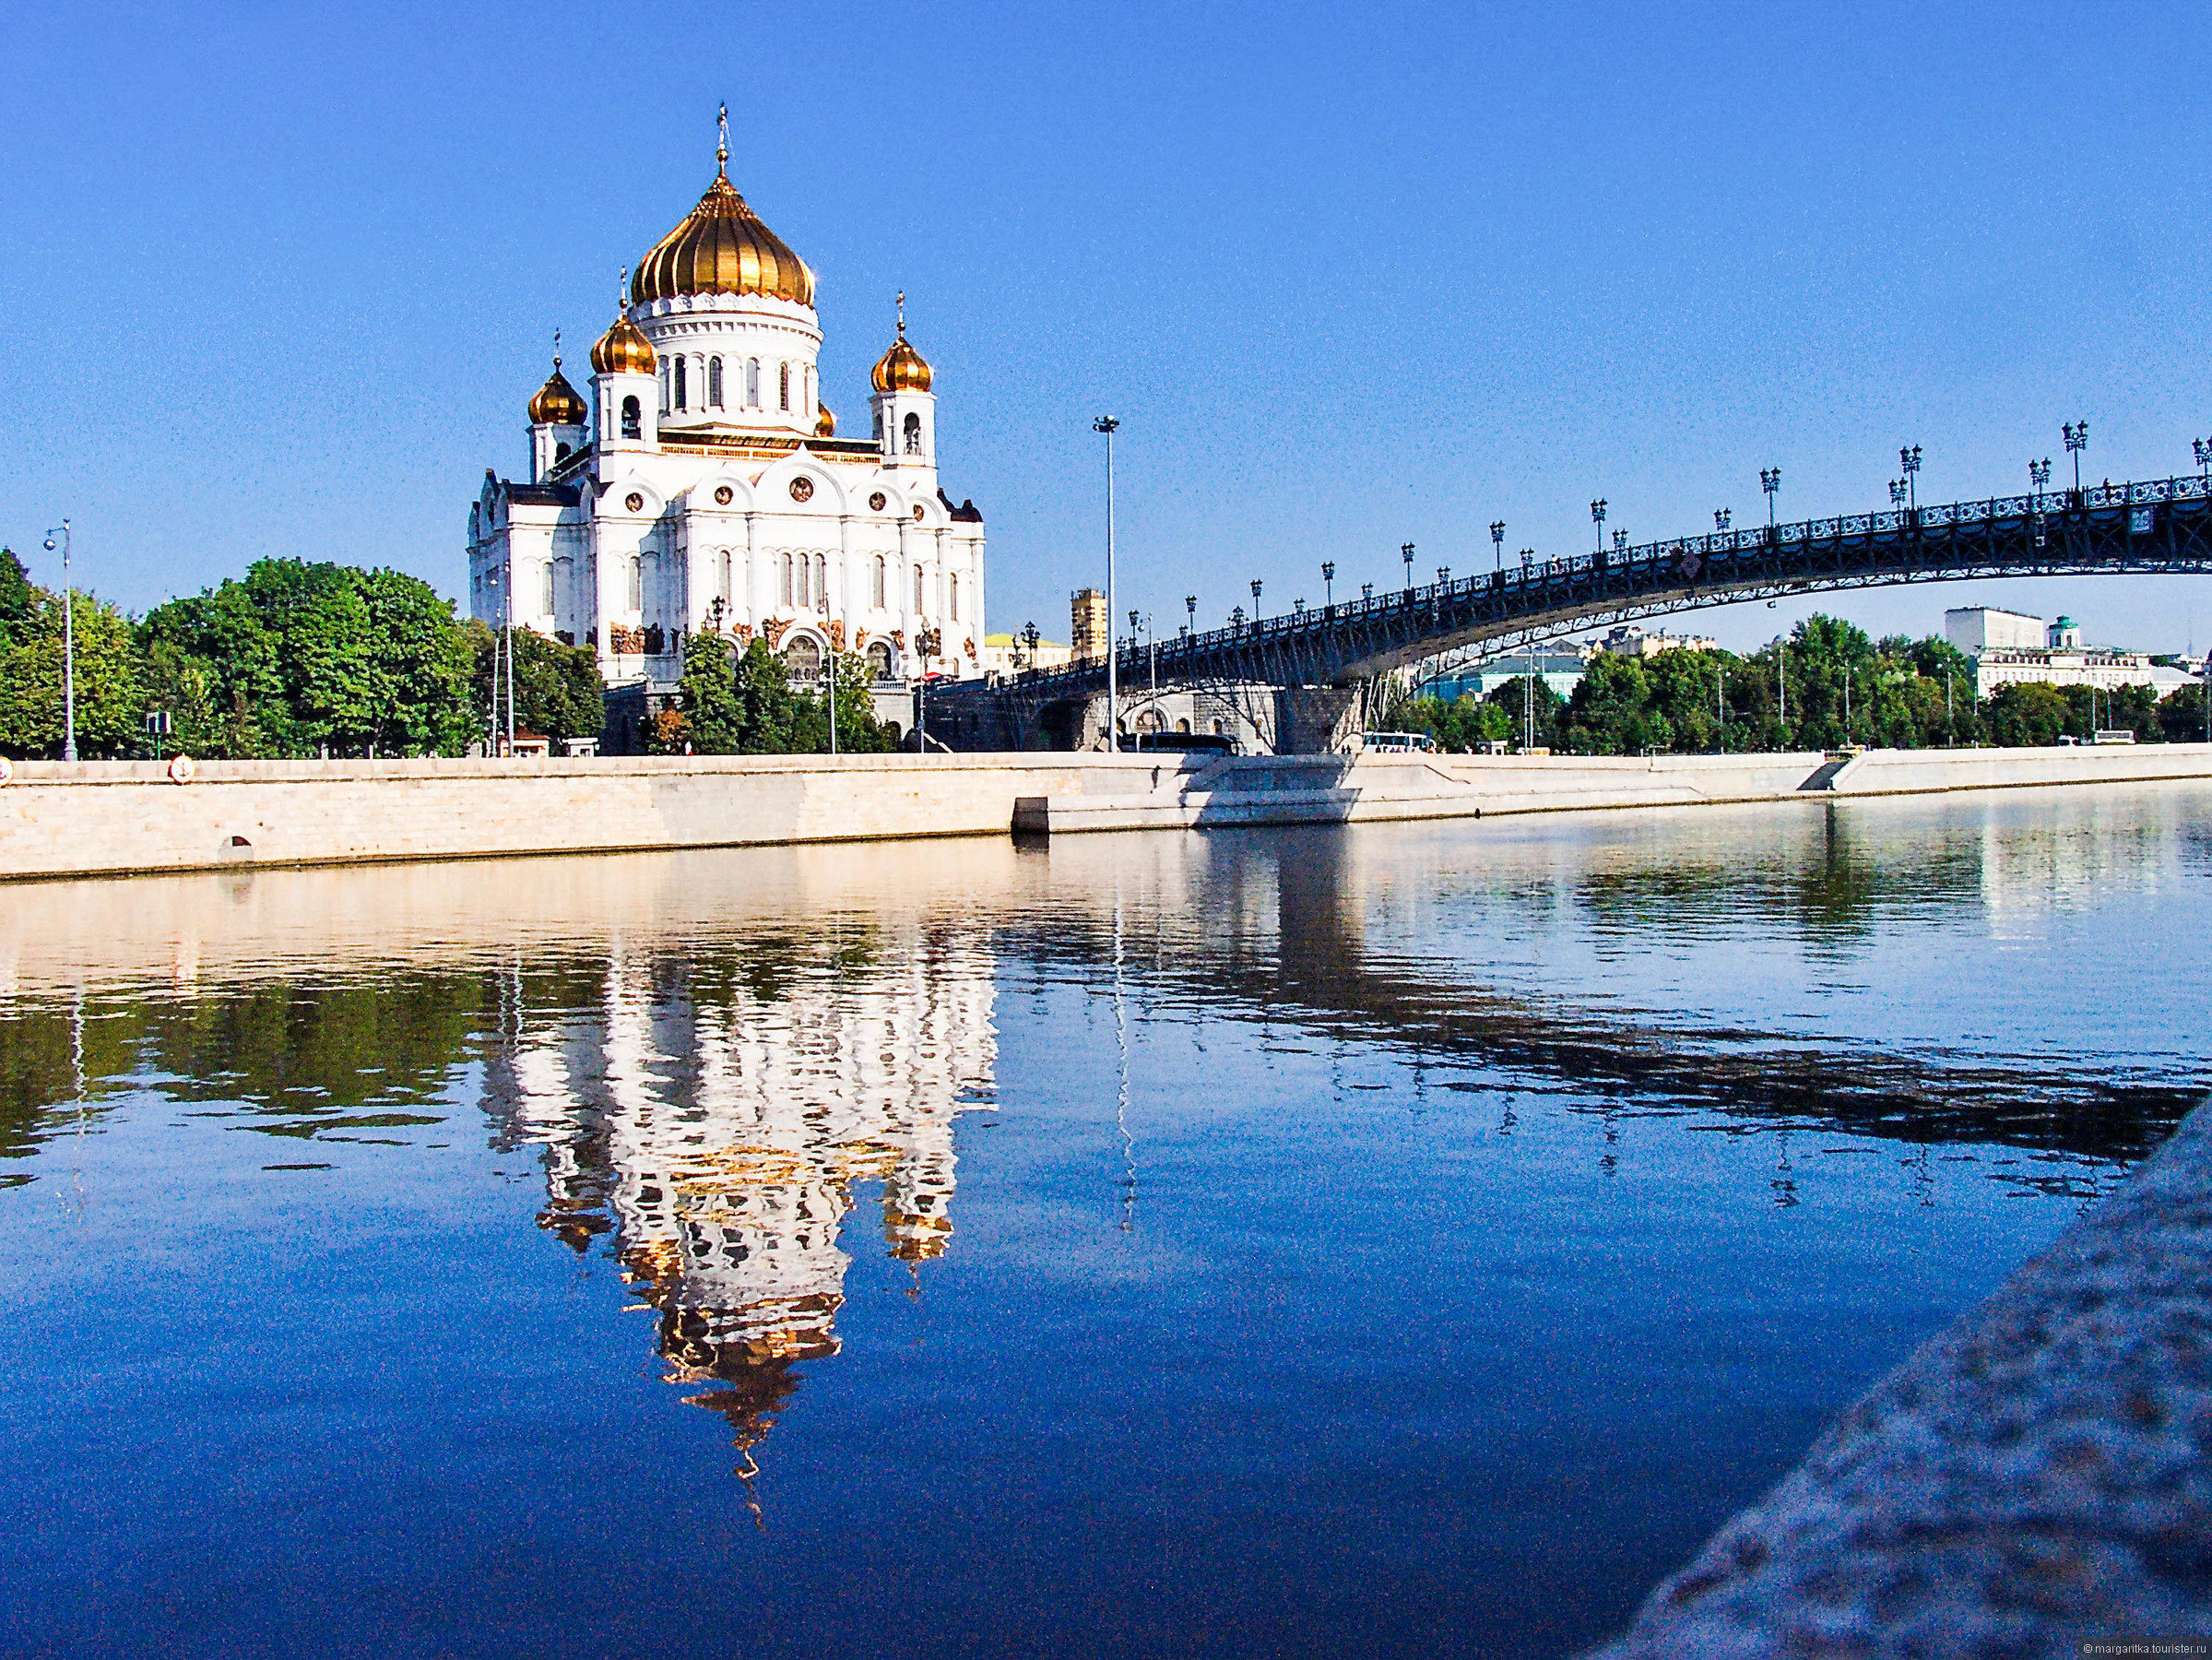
[1094,415,1120,746]
[2194,438,2211,483]
[1899,444,1922,510]
[1250,577,1263,616]
[1185,594,1197,633]
[1436,567,1449,587]
[2064,421,2088,495]
[1760,467,1780,528]
[1321,561,1335,607]
[1023,619,1041,670]
[41,523,74,761]
[1490,521,1506,571]
[1714,508,1731,532]
[2030,457,2053,548]
[1613,529,1626,553]
[1231,605,1246,631]
[1361,583,1373,600]
[1889,479,1909,511]
[1591,498,1606,552]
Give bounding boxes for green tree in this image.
[1485,675,1563,750]
[0,589,145,759]
[468,622,606,747]
[2156,684,2209,744]
[0,549,33,647]
[1986,682,2072,747]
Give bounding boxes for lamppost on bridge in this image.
[1714,508,1731,532]
[1436,566,1449,587]
[1402,542,1414,590]
[1023,620,1041,670]
[1250,577,1263,618]
[1900,445,1922,511]
[1761,468,1780,528]
[1613,529,1627,554]
[1590,498,1606,553]
[1321,562,1335,608]
[41,522,75,762]
[2030,458,2053,548]
[2194,439,2211,484]
[1889,480,1909,512]
[2064,421,2088,496]
[1361,583,1373,600]
[1094,415,1121,747]
[1231,605,1245,632]
[1185,594,1197,637]
[1490,521,1506,571]
[1520,547,1534,571]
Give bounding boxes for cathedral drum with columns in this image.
[467,113,986,703]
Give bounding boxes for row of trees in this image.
[651,634,894,753]
[1392,615,2211,755]
[0,551,604,759]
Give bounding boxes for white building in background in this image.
[1600,624,1717,658]
[467,111,987,694]
[1944,607,2159,700]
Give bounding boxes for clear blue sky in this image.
[4,1,2207,655]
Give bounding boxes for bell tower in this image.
[869,292,937,480]
[590,273,659,456]
[526,332,589,482]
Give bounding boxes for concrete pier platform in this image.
[1581,1097,2212,1657]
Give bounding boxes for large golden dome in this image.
[528,357,588,425]
[591,309,657,376]
[633,132,815,308]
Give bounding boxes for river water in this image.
[1,785,2206,1658]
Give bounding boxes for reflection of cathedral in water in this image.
[480,931,996,1460]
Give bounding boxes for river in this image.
[1,784,2206,1657]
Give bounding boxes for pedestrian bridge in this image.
[928,472,2212,749]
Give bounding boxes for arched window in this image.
[627,556,642,611]
[779,362,790,411]
[780,553,794,606]
[1212,718,1226,735]
[708,357,724,409]
[913,563,925,612]
[674,357,687,410]
[950,574,959,622]
[719,552,732,605]
[553,441,572,465]
[867,641,893,680]
[1177,717,1192,734]
[747,359,760,405]
[539,562,555,616]
[872,556,886,609]
[903,412,922,454]
[873,410,883,443]
[658,361,670,414]
[814,554,828,610]
[621,397,641,440]
[783,635,821,680]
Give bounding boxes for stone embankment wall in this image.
[4,744,2208,882]
[1581,1096,2212,1656]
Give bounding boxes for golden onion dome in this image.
[590,309,657,376]
[814,403,836,438]
[871,295,933,393]
[633,124,815,308]
[528,356,588,426]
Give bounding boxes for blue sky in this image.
[3,1,2207,654]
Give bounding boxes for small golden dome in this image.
[871,298,933,393]
[814,403,836,438]
[633,148,815,308]
[591,311,657,376]
[528,358,588,426]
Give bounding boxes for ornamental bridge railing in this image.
[942,475,2212,726]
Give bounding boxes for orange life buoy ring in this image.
[167,753,197,785]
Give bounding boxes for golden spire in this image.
[717,101,729,175]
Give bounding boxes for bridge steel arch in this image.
[936,475,2212,747]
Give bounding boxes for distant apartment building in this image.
[1945,607,2159,700]
[1426,646,1593,702]
[1601,624,1718,658]
[1071,588,1109,661]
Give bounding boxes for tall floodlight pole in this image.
[1591,499,1606,553]
[1761,468,1780,528]
[2064,421,2088,496]
[42,523,74,761]
[1321,562,1335,608]
[1094,416,1119,746]
[1900,445,1922,512]
[1490,521,1506,572]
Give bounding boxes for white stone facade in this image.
[467,148,985,693]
